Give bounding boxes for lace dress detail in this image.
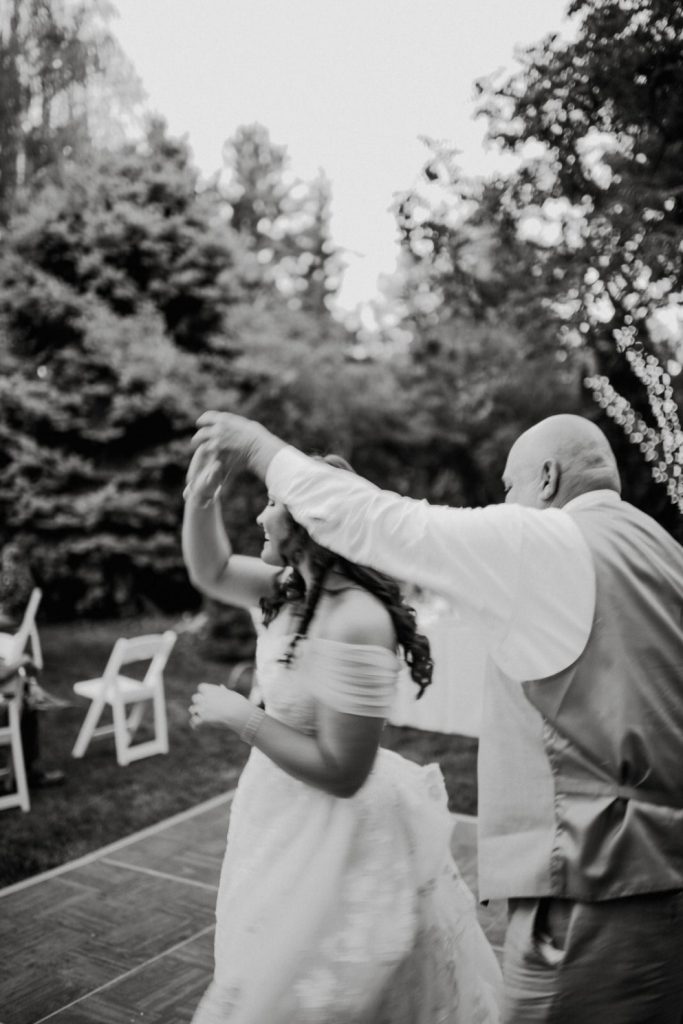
[192,631,501,1024]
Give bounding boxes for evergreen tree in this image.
[221,124,342,317]
[0,120,245,616]
[0,117,364,618]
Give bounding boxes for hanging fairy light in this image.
[584,326,683,513]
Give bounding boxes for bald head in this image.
[503,415,621,509]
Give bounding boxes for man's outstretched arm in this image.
[190,412,524,614]
[190,412,596,680]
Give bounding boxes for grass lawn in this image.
[0,615,478,888]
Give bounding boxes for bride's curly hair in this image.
[259,455,433,699]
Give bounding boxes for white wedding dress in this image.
[192,630,502,1024]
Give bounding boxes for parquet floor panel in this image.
[41,930,215,1024]
[1,857,217,1024]
[106,804,228,886]
[1,795,504,1024]
[0,798,225,1024]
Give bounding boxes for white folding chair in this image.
[71,630,177,767]
[0,589,42,813]
[0,666,30,813]
[0,587,43,669]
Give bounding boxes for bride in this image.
[183,445,501,1024]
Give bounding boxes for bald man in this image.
[187,412,683,1024]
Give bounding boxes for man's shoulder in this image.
[482,501,580,540]
[569,495,683,558]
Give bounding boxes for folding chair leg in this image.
[9,700,30,812]
[29,624,43,671]
[112,698,131,767]
[72,690,109,759]
[153,687,169,755]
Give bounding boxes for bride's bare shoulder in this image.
[319,588,395,651]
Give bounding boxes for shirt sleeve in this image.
[266,447,596,681]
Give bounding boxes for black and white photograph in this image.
[1,1,682,1021]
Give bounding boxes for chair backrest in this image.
[102,631,177,684]
[7,589,42,663]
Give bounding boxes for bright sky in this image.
[111,0,570,312]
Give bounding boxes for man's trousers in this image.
[502,892,683,1024]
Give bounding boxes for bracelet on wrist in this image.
[239,706,266,746]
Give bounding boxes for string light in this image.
[584,327,683,513]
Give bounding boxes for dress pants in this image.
[20,703,39,773]
[502,892,683,1024]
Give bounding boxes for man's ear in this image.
[540,459,560,503]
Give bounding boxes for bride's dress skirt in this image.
[192,746,501,1023]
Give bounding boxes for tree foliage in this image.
[475,0,683,521]
[4,0,681,625]
[0,0,142,223]
[221,123,342,316]
[392,0,683,532]
[0,114,350,617]
[388,145,585,506]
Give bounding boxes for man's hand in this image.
[190,412,286,484]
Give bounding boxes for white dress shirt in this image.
[266,447,602,681]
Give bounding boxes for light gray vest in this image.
[477,497,683,902]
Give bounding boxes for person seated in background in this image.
[0,647,67,790]
[0,547,68,789]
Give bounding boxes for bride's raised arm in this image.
[182,443,279,610]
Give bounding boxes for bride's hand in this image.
[183,443,224,506]
[189,683,251,732]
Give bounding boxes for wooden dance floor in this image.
[0,796,506,1024]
